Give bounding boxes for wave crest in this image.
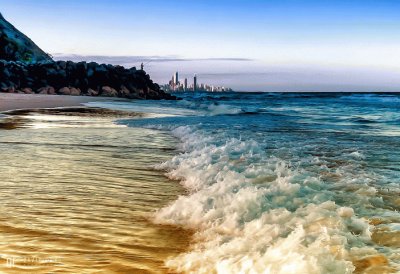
[153,126,382,273]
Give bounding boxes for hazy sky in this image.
[1,0,400,91]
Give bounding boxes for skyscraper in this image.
[184,78,188,91]
[173,71,179,86]
[193,74,197,91]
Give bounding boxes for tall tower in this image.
[173,71,179,86]
[184,78,188,91]
[193,74,197,92]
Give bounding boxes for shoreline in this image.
[0,93,111,112]
[0,93,144,130]
[0,94,193,272]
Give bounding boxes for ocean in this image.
[1,92,399,273]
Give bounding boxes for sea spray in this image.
[111,92,400,272]
[153,126,380,273]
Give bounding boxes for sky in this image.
[1,0,400,91]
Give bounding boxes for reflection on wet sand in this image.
[0,116,27,129]
[0,109,191,273]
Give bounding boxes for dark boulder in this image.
[0,60,177,100]
[101,86,118,97]
[38,86,55,95]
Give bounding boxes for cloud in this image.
[52,54,254,64]
[196,72,288,77]
[197,58,253,62]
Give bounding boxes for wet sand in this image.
[0,93,131,130]
[0,98,192,273]
[0,93,104,112]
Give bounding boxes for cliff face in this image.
[0,13,52,63]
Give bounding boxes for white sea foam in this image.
[177,100,243,116]
[206,103,242,115]
[153,126,384,273]
[349,151,365,160]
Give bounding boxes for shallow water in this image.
[1,92,400,273]
[0,112,190,273]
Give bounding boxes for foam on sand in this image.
[153,126,396,274]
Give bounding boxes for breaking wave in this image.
[177,99,244,116]
[153,126,383,274]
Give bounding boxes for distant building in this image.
[173,71,179,86]
[193,74,197,91]
[162,71,232,92]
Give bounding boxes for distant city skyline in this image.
[2,0,400,91]
[163,71,232,92]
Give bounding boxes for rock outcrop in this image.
[0,60,176,99]
[0,13,52,62]
[0,13,176,100]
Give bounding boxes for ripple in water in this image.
[2,92,400,274]
[0,111,191,273]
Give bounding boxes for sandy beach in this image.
[0,93,102,112]
[0,99,191,273]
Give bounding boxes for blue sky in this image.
[1,0,400,91]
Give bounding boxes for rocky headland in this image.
[0,13,175,100]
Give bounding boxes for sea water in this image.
[0,111,190,273]
[89,92,400,273]
[1,92,399,273]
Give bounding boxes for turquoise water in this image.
[88,92,400,273]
